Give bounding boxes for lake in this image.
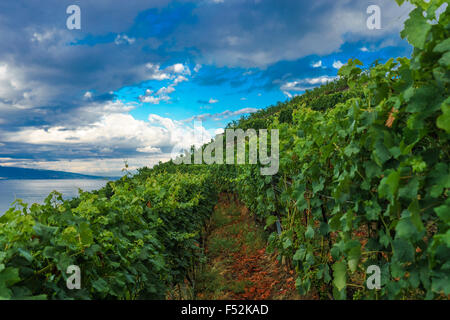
[0,179,109,216]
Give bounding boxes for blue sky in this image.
[0,0,417,176]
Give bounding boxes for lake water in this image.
[0,179,109,216]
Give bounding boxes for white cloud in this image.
[140,95,169,104]
[312,60,323,68]
[194,64,202,73]
[114,34,135,45]
[173,75,188,85]
[231,108,258,116]
[182,107,259,123]
[208,98,219,104]
[280,75,338,96]
[0,101,223,174]
[0,63,34,109]
[306,75,337,85]
[332,60,344,69]
[136,146,162,153]
[139,63,191,104]
[214,128,224,135]
[144,63,173,81]
[156,86,176,95]
[29,28,71,45]
[168,63,189,74]
[84,91,93,99]
[31,31,54,43]
[4,112,166,147]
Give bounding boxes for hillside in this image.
[0,166,113,180]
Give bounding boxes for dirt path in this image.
[193,193,304,300]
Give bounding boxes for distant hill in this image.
[0,166,115,180]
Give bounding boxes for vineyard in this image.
[0,0,449,300]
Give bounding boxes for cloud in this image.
[332,60,344,69]
[194,64,202,72]
[182,107,259,123]
[312,60,323,68]
[139,63,190,104]
[0,100,220,175]
[3,112,166,147]
[136,146,162,153]
[280,75,338,97]
[114,34,136,45]
[84,91,93,99]
[0,0,414,175]
[175,0,413,68]
[0,62,48,110]
[142,63,190,83]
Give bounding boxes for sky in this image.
[0,0,417,176]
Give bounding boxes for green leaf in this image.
[79,222,93,247]
[282,237,292,249]
[398,177,419,200]
[92,278,109,293]
[435,204,450,224]
[319,221,330,236]
[0,267,21,287]
[43,246,57,259]
[431,274,450,295]
[433,38,450,53]
[305,225,315,239]
[373,141,391,165]
[332,261,347,291]
[293,247,306,262]
[344,143,359,157]
[0,283,12,300]
[393,238,415,263]
[18,248,33,263]
[400,8,431,49]
[378,170,400,200]
[438,52,450,67]
[265,215,278,229]
[365,201,381,221]
[348,245,361,273]
[437,98,450,133]
[396,217,418,239]
[405,86,439,113]
[312,178,325,194]
[60,226,79,247]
